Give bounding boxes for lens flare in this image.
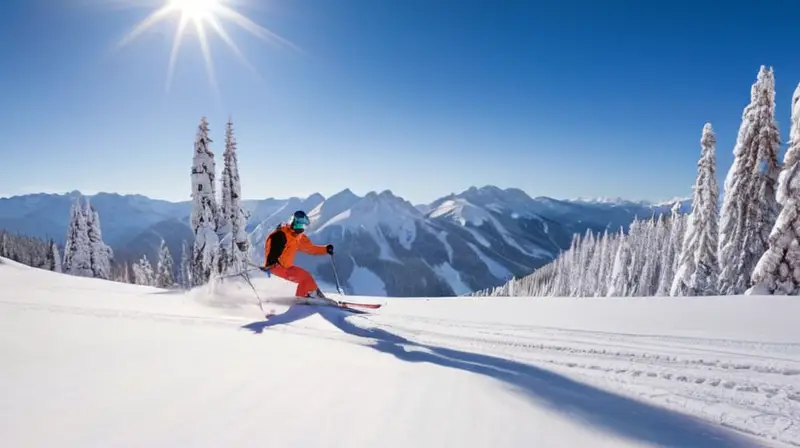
[116,0,299,92]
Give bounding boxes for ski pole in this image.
[329,254,344,296]
[239,270,268,318]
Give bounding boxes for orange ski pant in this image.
[269,265,319,298]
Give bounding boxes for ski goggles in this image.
[291,216,310,230]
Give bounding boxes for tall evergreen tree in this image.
[752,83,800,294]
[133,255,155,286]
[655,203,683,295]
[62,198,93,277]
[156,239,176,288]
[84,200,113,279]
[0,231,9,258]
[635,217,659,296]
[607,229,631,297]
[673,123,720,296]
[217,117,250,275]
[718,66,781,294]
[190,117,220,285]
[45,239,62,273]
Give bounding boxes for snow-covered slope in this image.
[1,258,797,447]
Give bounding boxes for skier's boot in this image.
[300,289,327,303]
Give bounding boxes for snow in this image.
[433,231,454,262]
[307,188,361,228]
[319,191,420,251]
[466,242,511,280]
[432,262,472,295]
[429,198,493,226]
[314,191,421,262]
[430,197,546,257]
[1,257,798,447]
[347,262,387,296]
[466,226,492,247]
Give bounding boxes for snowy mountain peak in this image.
[428,198,491,226]
[314,189,423,256]
[308,188,362,228]
[305,192,326,205]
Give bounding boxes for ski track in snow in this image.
[243,302,800,447]
[2,259,798,447]
[368,314,800,445]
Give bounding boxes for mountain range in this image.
[0,187,690,296]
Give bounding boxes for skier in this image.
[262,210,334,299]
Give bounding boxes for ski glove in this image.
[326,244,334,255]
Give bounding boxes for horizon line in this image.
[0,186,691,206]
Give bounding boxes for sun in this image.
[169,0,220,21]
[115,0,299,92]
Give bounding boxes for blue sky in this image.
[3,0,800,204]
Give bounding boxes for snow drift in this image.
[1,257,798,447]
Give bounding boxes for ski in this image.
[338,301,382,309]
[299,297,381,313]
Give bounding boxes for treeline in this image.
[0,230,61,271]
[475,205,688,297]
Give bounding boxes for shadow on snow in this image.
[241,305,756,448]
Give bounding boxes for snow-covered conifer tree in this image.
[133,255,155,286]
[190,117,220,284]
[752,83,800,294]
[45,239,62,273]
[217,117,250,275]
[585,230,605,296]
[635,217,659,296]
[719,66,782,294]
[672,123,720,296]
[596,230,615,296]
[62,198,93,277]
[655,203,683,295]
[0,231,9,258]
[607,229,631,297]
[84,200,113,279]
[156,239,175,288]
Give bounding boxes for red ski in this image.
[338,301,382,309]
[299,297,383,312]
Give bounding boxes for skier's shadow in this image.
[240,305,319,334]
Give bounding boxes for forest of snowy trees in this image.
[1,197,114,279]
[477,66,800,298]
[0,230,60,272]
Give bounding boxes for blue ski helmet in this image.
[289,210,310,232]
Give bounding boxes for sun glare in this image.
[169,0,219,21]
[116,0,299,92]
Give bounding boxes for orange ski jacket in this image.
[263,224,328,269]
